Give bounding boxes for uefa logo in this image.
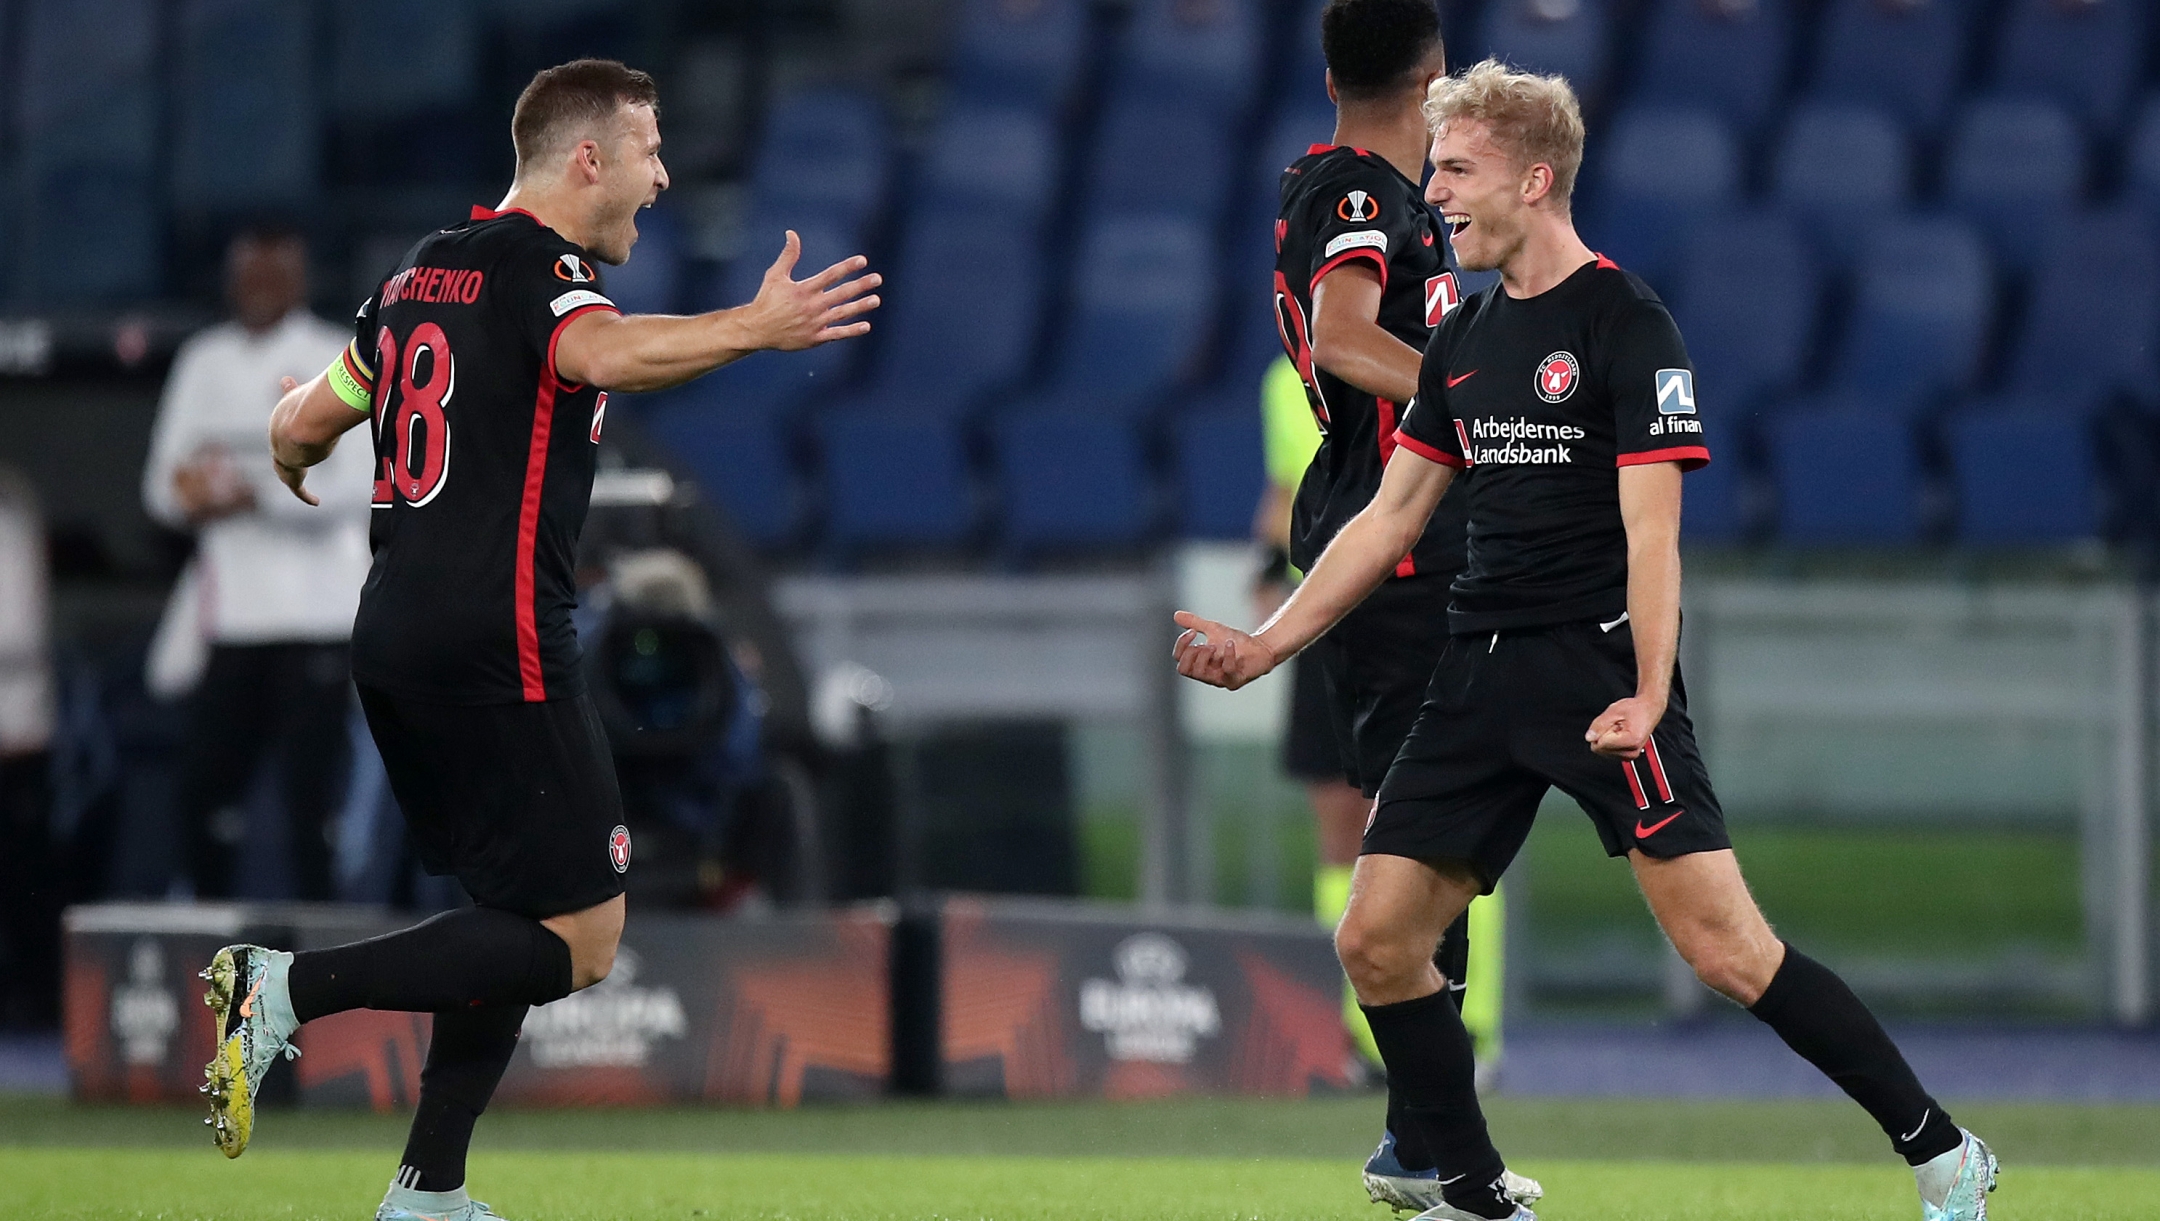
[1534,351,1580,403]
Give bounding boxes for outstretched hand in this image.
[746,230,882,351]
[1171,611,1279,691]
[1586,695,1665,760]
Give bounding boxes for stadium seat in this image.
[1770,103,1912,265]
[747,89,890,228]
[1472,0,1615,108]
[1630,0,1794,136]
[918,104,1059,218]
[2126,94,2160,205]
[996,410,1155,549]
[328,0,478,120]
[1831,216,1991,406]
[1668,212,1819,412]
[1086,91,1236,222]
[1990,0,2147,136]
[821,412,979,549]
[1766,396,1924,543]
[172,0,316,211]
[1942,95,2084,272]
[1679,416,1750,544]
[603,205,686,315]
[1031,214,1218,413]
[699,208,866,316]
[640,369,804,547]
[1946,397,2100,543]
[2004,208,2160,407]
[1581,107,1741,288]
[20,0,160,301]
[1808,0,1974,135]
[1174,394,1268,540]
[1282,0,1335,118]
[948,0,1091,112]
[1116,0,1265,121]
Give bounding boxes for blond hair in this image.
[1423,58,1586,213]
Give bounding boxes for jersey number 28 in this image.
[370,322,453,507]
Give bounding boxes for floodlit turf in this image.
[5,1096,2157,1219]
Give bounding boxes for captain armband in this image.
[326,343,376,412]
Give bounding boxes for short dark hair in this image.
[512,58,660,170]
[1321,0,1444,102]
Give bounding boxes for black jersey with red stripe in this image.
[1396,255,1710,635]
[1274,144,1465,580]
[343,206,620,705]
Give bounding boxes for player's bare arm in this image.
[1586,460,1684,759]
[1309,262,1422,405]
[267,373,369,506]
[553,230,881,393]
[1174,447,1454,690]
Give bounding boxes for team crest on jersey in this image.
[590,392,608,443]
[1535,351,1580,403]
[1424,273,1460,326]
[554,254,595,283]
[608,824,632,873]
[1337,190,1378,223]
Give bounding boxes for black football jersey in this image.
[1396,256,1710,634]
[1274,144,1466,581]
[342,206,621,704]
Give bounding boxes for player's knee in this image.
[574,940,617,990]
[1334,918,1414,992]
[1680,933,1778,1005]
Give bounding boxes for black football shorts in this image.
[1366,616,1730,889]
[358,684,630,920]
[1301,572,1452,796]
[1280,653,1344,782]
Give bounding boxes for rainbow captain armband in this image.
[326,341,376,412]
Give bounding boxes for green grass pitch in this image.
[4,1094,2156,1220]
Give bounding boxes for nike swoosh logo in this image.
[1437,1173,1467,1186]
[1634,810,1682,838]
[1422,232,1435,246]
[238,972,264,1021]
[1446,369,1478,388]
[1900,1110,1931,1143]
[1600,611,1629,632]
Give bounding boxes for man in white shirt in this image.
[142,228,373,900]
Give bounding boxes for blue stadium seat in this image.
[1175,394,1268,540]
[1581,107,1740,288]
[2126,94,2160,205]
[329,0,479,120]
[639,370,804,546]
[1771,103,1911,264]
[816,212,1047,552]
[1087,91,1236,221]
[1473,0,1615,106]
[1282,0,1335,118]
[1631,0,1794,135]
[1669,212,1819,412]
[996,411,1155,549]
[1034,214,1217,412]
[1942,95,2084,272]
[1947,397,2100,543]
[603,205,686,315]
[2005,208,2160,406]
[1991,0,2147,135]
[1831,216,1991,406]
[21,0,160,301]
[1767,396,1924,543]
[1808,0,1974,135]
[1679,417,1749,543]
[919,104,1059,218]
[949,0,1091,112]
[1117,0,1265,121]
[700,208,866,315]
[173,0,316,210]
[748,89,889,227]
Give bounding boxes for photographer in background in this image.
[141,227,373,900]
[0,466,56,1025]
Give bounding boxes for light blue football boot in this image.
[1364,1131,1543,1213]
[1918,1129,1998,1221]
[199,944,301,1158]
[376,1182,513,1221]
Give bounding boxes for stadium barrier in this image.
[64,895,1352,1107]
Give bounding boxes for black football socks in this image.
[288,907,574,1023]
[1362,990,1514,1219]
[1748,943,1962,1165]
[1384,920,1474,1175]
[395,1002,528,1193]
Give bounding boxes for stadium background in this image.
[1,1,2159,1209]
